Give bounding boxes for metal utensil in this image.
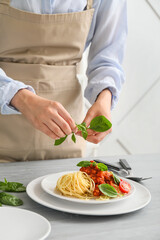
[94,159,121,171]
[119,159,152,182]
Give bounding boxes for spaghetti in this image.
[56,171,95,199]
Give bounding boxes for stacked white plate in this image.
[26,171,151,216]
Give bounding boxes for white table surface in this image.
[0,154,159,240]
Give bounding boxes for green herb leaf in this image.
[97,163,108,171]
[71,133,76,143]
[113,173,120,185]
[89,116,112,132]
[0,192,23,206]
[81,130,88,140]
[81,122,87,127]
[77,161,91,167]
[0,179,26,192]
[54,135,68,146]
[98,184,118,198]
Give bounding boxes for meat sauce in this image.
[80,162,115,196]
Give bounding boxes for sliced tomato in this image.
[119,180,131,193]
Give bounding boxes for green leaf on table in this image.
[71,133,76,143]
[97,163,108,171]
[89,115,112,132]
[113,173,120,185]
[77,161,91,167]
[54,135,68,146]
[0,179,26,192]
[0,192,23,206]
[98,184,118,198]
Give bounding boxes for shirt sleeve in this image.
[85,0,127,109]
[0,68,35,115]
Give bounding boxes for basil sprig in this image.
[98,184,118,198]
[0,178,26,192]
[112,173,120,185]
[0,192,23,206]
[77,161,108,171]
[54,115,112,146]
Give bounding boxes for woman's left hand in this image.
[76,89,112,144]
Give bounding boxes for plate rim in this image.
[0,207,51,240]
[26,175,151,216]
[40,171,135,204]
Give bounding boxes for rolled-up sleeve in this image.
[0,68,35,115]
[85,0,127,109]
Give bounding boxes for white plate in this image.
[27,175,151,216]
[41,171,135,204]
[0,207,51,240]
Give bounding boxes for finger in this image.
[58,105,76,131]
[52,114,72,136]
[40,123,59,140]
[43,120,66,138]
[86,132,107,144]
[87,128,96,136]
[83,111,95,127]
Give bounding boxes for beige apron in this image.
[0,0,94,162]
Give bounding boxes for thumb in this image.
[83,111,95,127]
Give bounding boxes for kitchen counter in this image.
[0,153,159,240]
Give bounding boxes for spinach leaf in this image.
[54,135,68,146]
[89,116,112,132]
[77,161,91,167]
[113,173,120,185]
[0,179,26,192]
[71,133,76,143]
[97,163,108,171]
[98,184,118,198]
[0,192,23,206]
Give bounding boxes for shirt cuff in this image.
[1,82,35,115]
[84,77,120,110]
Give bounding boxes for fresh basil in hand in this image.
[89,115,112,132]
[0,178,26,192]
[54,115,112,146]
[98,184,118,198]
[54,135,68,146]
[0,192,23,206]
[71,133,76,143]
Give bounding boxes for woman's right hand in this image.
[11,89,76,140]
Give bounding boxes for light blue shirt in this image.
[0,0,127,114]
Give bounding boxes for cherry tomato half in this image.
[119,180,131,193]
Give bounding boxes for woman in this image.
[0,0,127,162]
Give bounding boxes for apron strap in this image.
[0,0,10,4]
[86,0,93,10]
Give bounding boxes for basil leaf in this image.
[0,192,23,206]
[81,122,87,127]
[0,180,26,192]
[98,184,118,198]
[97,163,108,171]
[54,135,68,146]
[81,130,88,140]
[71,133,76,143]
[92,162,97,167]
[89,116,112,132]
[77,161,91,167]
[76,124,87,132]
[113,173,120,185]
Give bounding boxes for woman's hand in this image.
[77,89,112,144]
[11,89,76,139]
